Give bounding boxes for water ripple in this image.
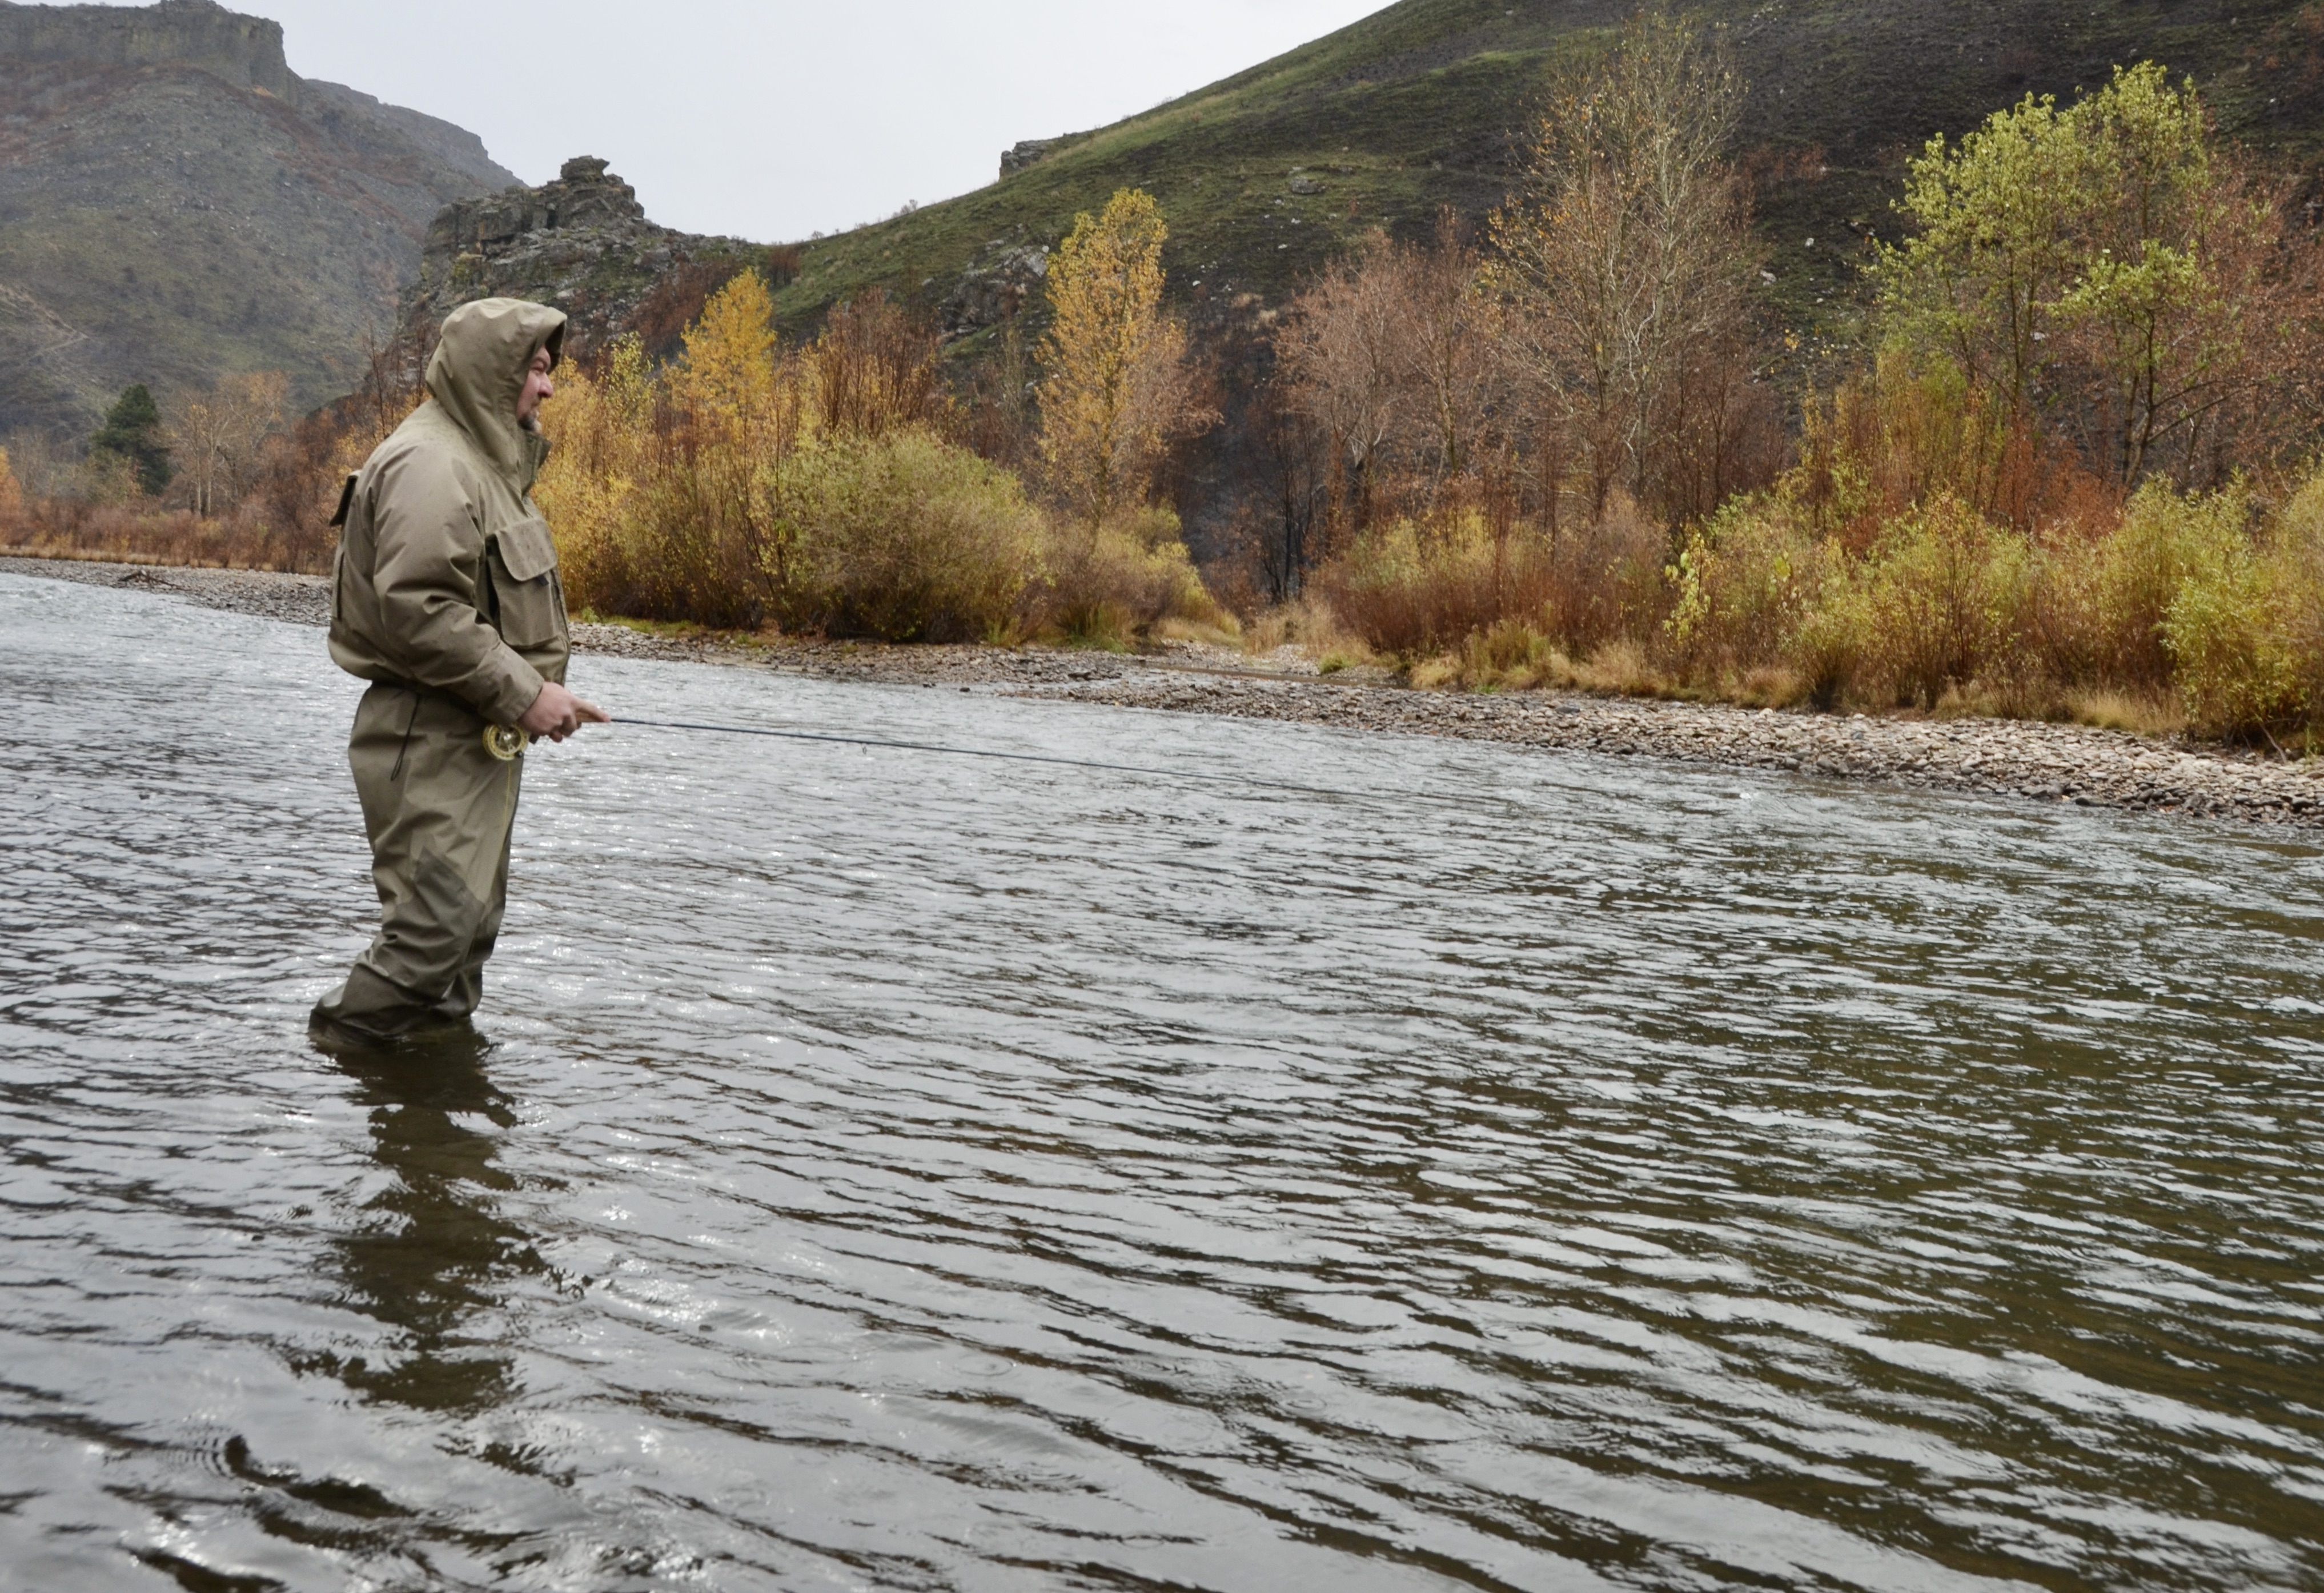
[2,572,2319,1590]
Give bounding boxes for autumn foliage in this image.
[1251,18,2324,741]
[538,264,1223,643]
[1036,188,1212,532]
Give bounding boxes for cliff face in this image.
[0,0,520,439]
[0,0,295,96]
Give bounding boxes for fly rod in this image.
[606,714,1503,812]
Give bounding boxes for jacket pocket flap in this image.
[493,517,559,582]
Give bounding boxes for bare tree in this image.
[1487,8,1759,521]
[1273,231,1409,532]
[1237,393,1329,603]
[1392,212,1505,500]
[1274,216,1510,532]
[168,372,289,517]
[810,290,948,440]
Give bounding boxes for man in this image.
[311,296,608,1043]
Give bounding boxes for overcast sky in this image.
[113,0,1395,241]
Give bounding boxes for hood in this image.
[423,298,568,492]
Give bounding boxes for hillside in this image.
[0,0,518,440]
[777,0,2324,359]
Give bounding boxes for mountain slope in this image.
[0,0,518,439]
[778,0,2324,352]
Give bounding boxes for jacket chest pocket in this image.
[487,516,565,648]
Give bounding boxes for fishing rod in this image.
[602,714,1499,812]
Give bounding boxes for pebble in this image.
[11,556,2317,830]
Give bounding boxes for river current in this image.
[2,571,2320,1592]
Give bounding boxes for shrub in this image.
[1671,491,2037,709]
[769,430,1043,642]
[1665,495,1828,681]
[542,282,1221,647]
[1849,495,2032,708]
[1039,505,1223,646]
[1318,513,1542,656]
[2095,479,2249,686]
[2159,479,2324,740]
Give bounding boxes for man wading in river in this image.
[311,297,607,1044]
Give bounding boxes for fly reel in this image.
[481,724,527,761]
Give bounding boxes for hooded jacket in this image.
[327,298,571,726]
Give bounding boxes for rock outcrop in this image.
[938,240,1049,341]
[0,0,518,438]
[401,157,772,360]
[998,136,1079,179]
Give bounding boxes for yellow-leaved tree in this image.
[1035,188,1210,532]
[0,443,21,522]
[539,271,802,625]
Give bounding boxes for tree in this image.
[1274,230,1408,532]
[168,372,288,517]
[1275,215,1502,533]
[1035,188,1211,531]
[91,383,173,496]
[0,443,19,521]
[666,270,800,616]
[1875,63,2302,486]
[675,269,783,430]
[1486,9,1759,521]
[809,290,946,440]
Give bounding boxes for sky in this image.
[109,0,1396,242]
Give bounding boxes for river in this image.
[2,571,2320,1592]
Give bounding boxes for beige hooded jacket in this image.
[327,298,571,727]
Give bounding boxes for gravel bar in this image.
[13,555,2319,828]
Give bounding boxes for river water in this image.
[2,571,2321,1592]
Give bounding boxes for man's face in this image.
[516,347,556,427]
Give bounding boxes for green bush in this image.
[1671,492,2039,709]
[769,429,1043,642]
[2162,486,2318,739]
[1039,505,1226,646]
[1851,495,2032,708]
[2098,480,2250,685]
[1665,495,1827,680]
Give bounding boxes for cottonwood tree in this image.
[1877,63,2317,486]
[169,371,288,517]
[1486,9,1760,522]
[1035,188,1211,532]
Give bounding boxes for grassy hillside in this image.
[778,0,2324,356]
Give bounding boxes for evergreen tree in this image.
[91,383,173,496]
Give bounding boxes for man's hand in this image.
[517,681,611,743]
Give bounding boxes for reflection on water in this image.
[2,571,2321,1592]
[318,1030,543,1415]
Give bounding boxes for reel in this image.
[481,723,527,761]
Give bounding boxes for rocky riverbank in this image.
[10,554,2321,829]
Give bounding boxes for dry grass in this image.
[1405,629,1685,697]
[0,500,328,573]
[1150,613,1243,647]
[1241,594,1377,669]
[2062,688,2186,737]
